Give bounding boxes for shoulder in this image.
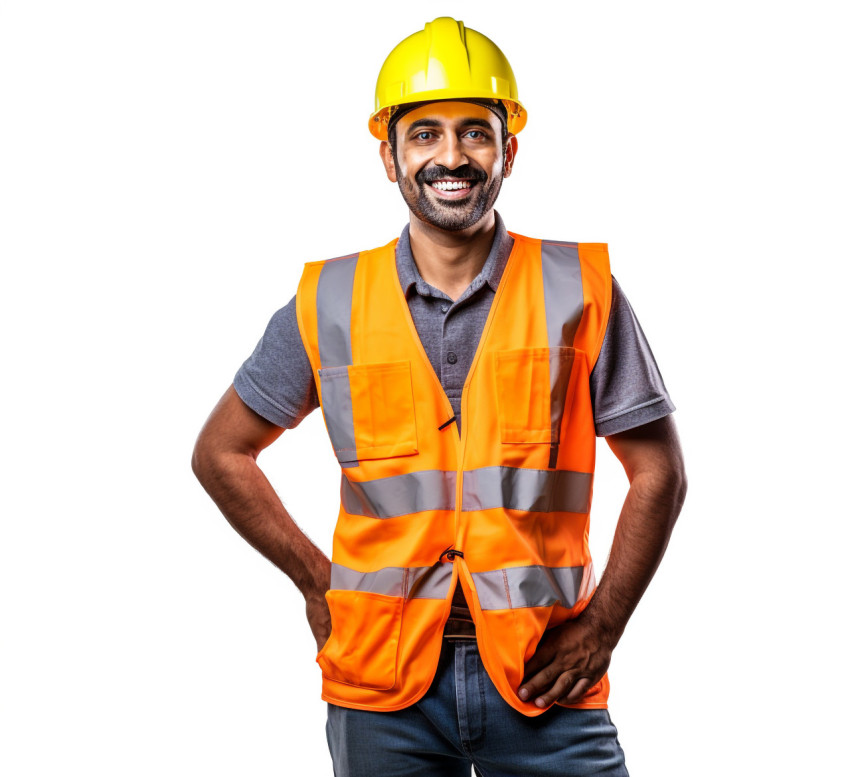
[299,238,401,272]
[507,232,611,280]
[233,294,319,429]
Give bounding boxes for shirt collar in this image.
[395,211,514,300]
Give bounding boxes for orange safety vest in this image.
[296,231,612,716]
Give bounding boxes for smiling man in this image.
[385,101,514,234]
[193,17,686,777]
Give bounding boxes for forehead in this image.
[396,101,499,131]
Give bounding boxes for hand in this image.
[305,592,332,653]
[517,613,615,708]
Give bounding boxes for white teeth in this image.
[432,180,472,191]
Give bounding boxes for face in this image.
[380,102,517,232]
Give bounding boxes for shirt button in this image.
[447,352,458,364]
[441,304,449,313]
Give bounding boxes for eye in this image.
[465,130,486,140]
[414,131,435,141]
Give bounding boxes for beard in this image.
[395,161,504,232]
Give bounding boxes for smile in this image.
[430,180,473,191]
[425,179,479,198]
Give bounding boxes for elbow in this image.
[191,432,251,489]
[191,432,217,485]
[664,458,688,526]
[635,458,687,530]
[190,443,202,480]
[672,466,688,513]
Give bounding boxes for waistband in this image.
[443,605,477,641]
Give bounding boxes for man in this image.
[192,17,686,777]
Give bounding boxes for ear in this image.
[379,140,398,183]
[503,134,518,178]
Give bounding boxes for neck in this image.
[407,211,497,301]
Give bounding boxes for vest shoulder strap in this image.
[508,233,612,370]
[574,242,612,371]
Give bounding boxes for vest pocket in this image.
[495,346,579,444]
[318,360,418,464]
[316,589,403,690]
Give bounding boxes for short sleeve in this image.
[590,277,676,437]
[233,295,319,429]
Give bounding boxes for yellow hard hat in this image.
[369,17,527,140]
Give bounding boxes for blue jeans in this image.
[326,638,629,776]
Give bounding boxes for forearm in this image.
[192,447,331,603]
[583,464,687,647]
[518,457,687,707]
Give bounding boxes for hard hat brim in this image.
[369,95,527,141]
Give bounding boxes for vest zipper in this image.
[448,236,523,611]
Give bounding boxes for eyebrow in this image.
[406,117,494,134]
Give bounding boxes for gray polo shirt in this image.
[234,212,675,437]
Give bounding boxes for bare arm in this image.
[191,385,332,650]
[519,414,687,706]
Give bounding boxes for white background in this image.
[2,1,848,774]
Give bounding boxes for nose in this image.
[433,133,468,171]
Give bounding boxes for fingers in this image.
[534,672,575,708]
[518,663,558,703]
[560,677,592,704]
[520,669,586,708]
[521,635,555,679]
[518,620,611,707]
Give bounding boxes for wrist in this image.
[304,587,328,607]
[302,556,331,603]
[579,601,624,651]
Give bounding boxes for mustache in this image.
[417,164,487,184]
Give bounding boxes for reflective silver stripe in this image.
[341,469,457,519]
[548,346,575,439]
[330,562,454,600]
[540,241,583,349]
[541,242,584,454]
[472,564,589,610]
[329,561,590,608]
[316,254,358,466]
[462,466,592,514]
[317,366,358,465]
[316,253,358,367]
[338,465,591,518]
[409,564,455,600]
